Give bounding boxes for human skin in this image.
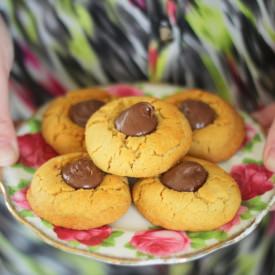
[0,17,18,166]
[253,104,275,172]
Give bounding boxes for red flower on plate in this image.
[220,206,247,232]
[18,133,58,168]
[230,164,274,200]
[54,225,112,246]
[106,84,144,97]
[130,229,190,256]
[12,187,31,210]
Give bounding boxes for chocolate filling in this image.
[178,100,216,130]
[61,158,104,189]
[69,99,104,127]
[115,102,158,136]
[160,161,208,192]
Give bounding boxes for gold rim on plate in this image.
[0,180,274,266]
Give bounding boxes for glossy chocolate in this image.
[160,161,208,192]
[179,100,216,130]
[61,158,104,189]
[69,99,104,127]
[115,102,158,136]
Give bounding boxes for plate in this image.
[1,83,274,266]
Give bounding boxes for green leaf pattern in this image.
[27,118,41,133]
[189,231,228,249]
[244,197,268,211]
[12,163,36,174]
[8,179,30,196]
[90,231,124,249]
[243,133,262,152]
[19,210,34,218]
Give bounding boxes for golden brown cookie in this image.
[132,156,241,231]
[27,152,131,230]
[85,96,192,177]
[42,88,111,154]
[165,89,245,162]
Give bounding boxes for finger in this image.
[0,18,18,166]
[0,74,18,166]
[252,103,275,130]
[264,118,275,172]
[0,17,14,73]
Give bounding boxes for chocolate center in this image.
[178,100,216,130]
[69,99,104,127]
[61,158,105,189]
[115,102,158,136]
[160,161,208,192]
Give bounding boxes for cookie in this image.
[165,89,245,162]
[133,156,241,231]
[42,88,111,154]
[27,152,131,230]
[85,96,192,177]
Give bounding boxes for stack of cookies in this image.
[27,88,245,232]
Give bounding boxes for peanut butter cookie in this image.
[165,89,245,162]
[42,88,111,154]
[85,96,192,177]
[133,156,241,231]
[27,152,131,230]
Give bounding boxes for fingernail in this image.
[265,148,275,172]
[0,141,19,166]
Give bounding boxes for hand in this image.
[253,103,275,172]
[253,103,275,211]
[0,17,18,166]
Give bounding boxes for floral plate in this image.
[0,83,274,266]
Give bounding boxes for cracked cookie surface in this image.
[165,89,245,162]
[42,88,111,154]
[85,96,192,177]
[132,156,241,231]
[27,152,131,230]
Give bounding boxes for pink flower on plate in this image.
[18,133,58,168]
[12,187,31,210]
[54,225,112,246]
[220,206,247,232]
[230,164,274,200]
[242,124,257,147]
[106,84,144,97]
[130,229,190,257]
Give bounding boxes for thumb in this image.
[0,74,18,166]
[264,118,275,172]
[0,121,18,167]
